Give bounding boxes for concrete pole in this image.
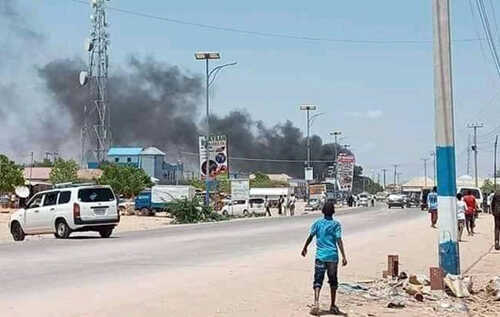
[382,168,387,189]
[393,164,398,186]
[422,158,429,188]
[205,59,210,206]
[433,0,460,275]
[495,135,498,191]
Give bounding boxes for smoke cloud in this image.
[0,0,352,178]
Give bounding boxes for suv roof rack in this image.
[54,182,97,189]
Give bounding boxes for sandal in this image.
[330,305,341,315]
[310,305,320,316]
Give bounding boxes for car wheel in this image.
[243,210,249,217]
[11,222,25,241]
[55,220,71,239]
[222,210,229,216]
[99,228,113,238]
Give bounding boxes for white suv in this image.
[9,185,120,241]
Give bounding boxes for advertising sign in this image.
[305,167,313,181]
[199,135,229,179]
[337,154,355,192]
[231,179,250,201]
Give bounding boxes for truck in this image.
[134,185,196,215]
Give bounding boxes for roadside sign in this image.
[231,179,250,201]
[305,167,313,181]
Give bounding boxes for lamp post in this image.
[195,52,236,206]
[300,105,317,203]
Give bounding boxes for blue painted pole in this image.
[432,0,460,275]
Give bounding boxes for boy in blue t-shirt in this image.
[301,201,348,315]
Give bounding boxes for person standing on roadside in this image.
[427,187,439,228]
[301,202,348,316]
[490,191,500,250]
[289,194,297,216]
[456,193,466,242]
[278,195,284,215]
[264,195,272,217]
[463,190,477,236]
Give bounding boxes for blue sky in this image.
[17,0,500,181]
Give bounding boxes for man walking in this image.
[490,191,500,250]
[456,193,466,242]
[264,195,272,217]
[278,195,284,215]
[463,190,477,236]
[289,194,297,216]
[301,202,348,315]
[427,187,439,228]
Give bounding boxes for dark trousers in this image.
[266,207,271,217]
[494,215,500,245]
[466,214,475,234]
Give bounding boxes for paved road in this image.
[0,204,424,315]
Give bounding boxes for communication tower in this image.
[80,0,111,166]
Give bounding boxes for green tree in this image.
[0,154,25,194]
[99,164,153,198]
[481,179,496,193]
[49,159,79,184]
[33,159,55,168]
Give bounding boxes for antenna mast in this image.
[80,0,111,166]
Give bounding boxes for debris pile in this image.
[338,256,500,315]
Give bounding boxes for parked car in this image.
[9,185,119,241]
[220,199,265,217]
[357,193,370,207]
[457,187,484,212]
[305,198,322,211]
[375,192,388,201]
[387,194,405,209]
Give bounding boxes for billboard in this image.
[199,135,228,179]
[231,179,250,201]
[337,154,355,192]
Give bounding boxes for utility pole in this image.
[422,158,429,188]
[430,151,437,186]
[29,152,34,185]
[393,164,398,186]
[397,172,402,187]
[468,123,484,188]
[467,134,471,175]
[382,168,387,189]
[300,105,317,203]
[495,135,498,191]
[433,0,460,274]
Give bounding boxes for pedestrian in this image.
[487,192,495,214]
[456,193,466,242]
[371,196,375,207]
[427,186,439,228]
[265,195,272,217]
[289,194,297,216]
[490,191,500,250]
[278,195,284,215]
[463,190,477,236]
[301,202,348,316]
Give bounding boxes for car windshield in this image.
[459,188,480,199]
[78,188,115,202]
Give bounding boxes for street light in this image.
[195,51,236,206]
[300,105,318,203]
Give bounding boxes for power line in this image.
[68,0,482,45]
[475,0,500,78]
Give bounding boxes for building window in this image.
[114,157,119,163]
[127,157,132,163]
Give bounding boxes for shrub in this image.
[168,197,227,224]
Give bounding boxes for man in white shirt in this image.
[456,193,466,242]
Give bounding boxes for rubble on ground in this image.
[339,272,500,314]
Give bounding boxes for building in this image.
[107,147,184,184]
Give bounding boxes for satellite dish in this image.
[15,186,30,199]
[85,38,94,52]
[91,0,98,7]
[90,14,96,22]
[79,71,89,86]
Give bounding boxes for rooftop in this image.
[108,147,144,156]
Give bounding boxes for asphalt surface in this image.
[0,204,424,306]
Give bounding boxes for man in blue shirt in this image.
[301,201,348,315]
[427,186,439,228]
